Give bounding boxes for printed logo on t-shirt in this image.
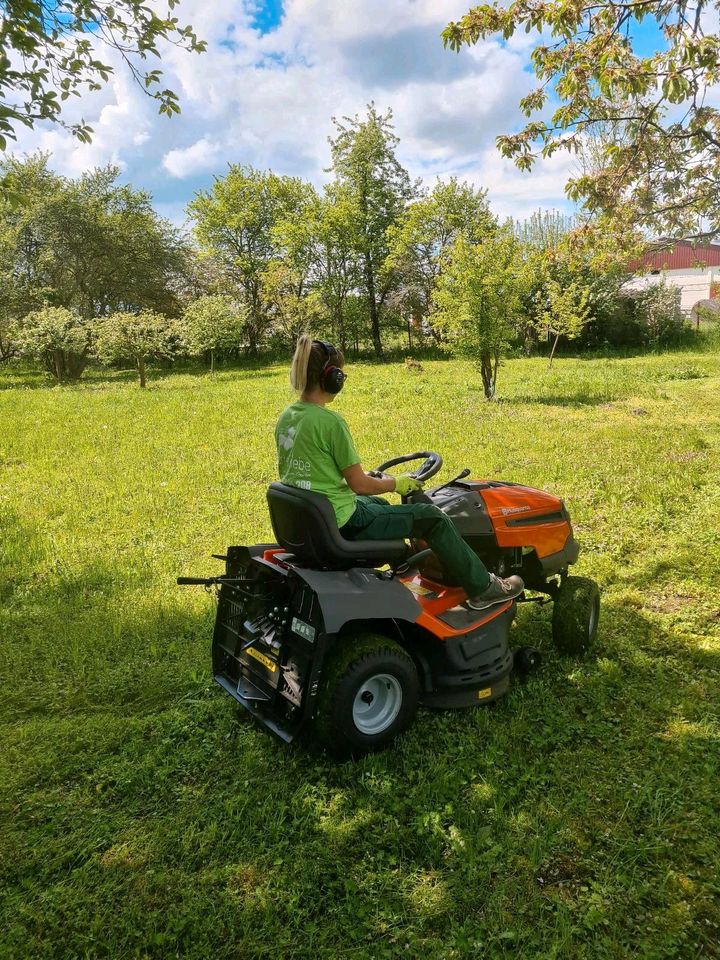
[290,457,311,475]
[279,426,296,451]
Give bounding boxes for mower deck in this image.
[208,548,517,743]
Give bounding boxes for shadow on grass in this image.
[3,584,720,959]
[495,392,617,408]
[0,363,284,392]
[0,365,52,390]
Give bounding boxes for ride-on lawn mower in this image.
[179,452,600,755]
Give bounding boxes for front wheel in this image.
[315,634,419,756]
[514,645,542,677]
[552,576,600,654]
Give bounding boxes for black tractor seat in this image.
[267,482,408,570]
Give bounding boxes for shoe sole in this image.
[466,591,522,611]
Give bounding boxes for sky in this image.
[9,0,598,225]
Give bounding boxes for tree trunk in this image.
[335,304,347,353]
[480,351,497,399]
[407,317,412,351]
[210,349,215,374]
[246,321,258,357]
[137,355,146,388]
[365,256,383,357]
[548,333,560,369]
[53,349,64,384]
[524,322,536,356]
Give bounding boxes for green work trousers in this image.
[341,495,490,596]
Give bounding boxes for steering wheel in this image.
[373,450,443,484]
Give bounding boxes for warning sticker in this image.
[244,646,278,673]
[403,582,434,597]
[477,687,493,700]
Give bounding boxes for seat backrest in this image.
[266,483,408,570]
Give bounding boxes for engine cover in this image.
[424,480,579,583]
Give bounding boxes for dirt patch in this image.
[645,593,696,614]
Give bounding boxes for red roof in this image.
[630,240,720,272]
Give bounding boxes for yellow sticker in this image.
[404,582,433,597]
[244,646,278,673]
[477,687,493,700]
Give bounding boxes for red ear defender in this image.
[313,339,347,394]
[321,362,347,394]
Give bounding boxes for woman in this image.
[275,335,523,609]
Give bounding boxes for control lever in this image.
[430,468,471,497]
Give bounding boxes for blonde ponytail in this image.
[290,334,313,393]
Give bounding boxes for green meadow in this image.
[1,349,719,959]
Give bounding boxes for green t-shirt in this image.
[275,401,360,527]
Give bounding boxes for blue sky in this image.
[250,0,285,32]
[10,0,671,226]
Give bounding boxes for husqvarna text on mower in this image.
[178,452,600,755]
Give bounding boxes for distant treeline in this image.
[0,106,696,390]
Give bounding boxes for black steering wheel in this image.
[373,450,443,484]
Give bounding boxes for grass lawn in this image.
[1,349,720,959]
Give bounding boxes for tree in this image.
[311,185,363,352]
[525,220,638,352]
[443,1,720,241]
[94,310,175,387]
[387,178,495,334]
[180,295,246,372]
[262,261,322,346]
[188,167,316,356]
[434,231,530,398]
[265,190,325,345]
[0,155,187,325]
[0,240,23,361]
[328,104,417,356]
[0,1,205,149]
[514,210,575,250]
[11,306,92,381]
[535,279,592,368]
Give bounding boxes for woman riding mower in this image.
[275,336,524,610]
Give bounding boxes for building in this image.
[625,240,720,315]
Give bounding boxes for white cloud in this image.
[8,0,576,221]
[163,137,224,178]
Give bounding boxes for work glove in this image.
[394,474,423,497]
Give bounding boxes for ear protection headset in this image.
[313,340,347,394]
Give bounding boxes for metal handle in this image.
[430,468,471,497]
[392,547,434,576]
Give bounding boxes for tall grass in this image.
[1,350,719,959]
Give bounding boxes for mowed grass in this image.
[1,350,720,960]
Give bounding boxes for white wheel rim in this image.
[589,599,598,637]
[352,673,403,735]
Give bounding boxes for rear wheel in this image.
[315,634,419,756]
[552,576,600,654]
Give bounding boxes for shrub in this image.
[582,281,688,349]
[94,311,177,388]
[11,306,93,382]
[180,295,247,372]
[637,282,687,345]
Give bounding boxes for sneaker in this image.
[467,574,524,610]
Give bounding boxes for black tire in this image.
[514,645,542,676]
[315,633,419,757]
[552,576,600,654]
